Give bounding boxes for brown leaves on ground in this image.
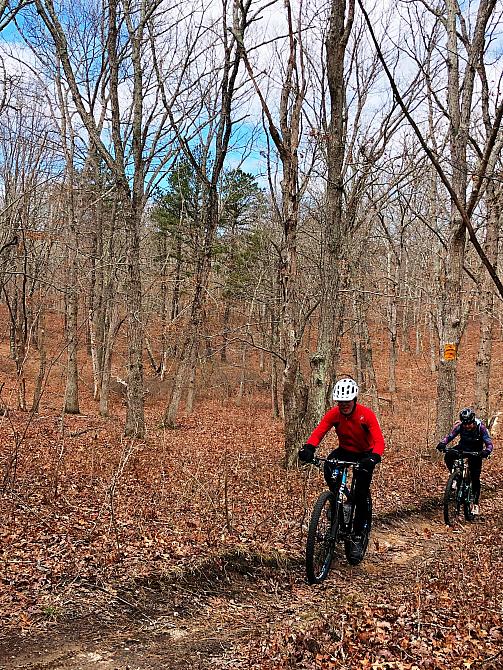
[1,335,503,667]
[236,499,503,670]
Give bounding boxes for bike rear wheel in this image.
[444,472,462,525]
[306,491,338,584]
[344,493,372,566]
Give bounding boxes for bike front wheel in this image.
[306,491,338,584]
[443,472,462,525]
[463,482,474,521]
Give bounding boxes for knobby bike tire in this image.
[443,472,462,525]
[306,491,338,584]
[344,493,372,566]
[463,482,475,521]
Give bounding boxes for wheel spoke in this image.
[444,472,462,525]
[306,491,337,584]
[463,483,474,521]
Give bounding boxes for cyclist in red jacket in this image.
[299,377,385,562]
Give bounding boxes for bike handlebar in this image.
[445,448,486,457]
[311,456,361,469]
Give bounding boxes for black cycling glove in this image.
[436,442,446,452]
[359,452,381,469]
[298,444,316,463]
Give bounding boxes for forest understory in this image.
[0,381,502,669]
[0,0,502,665]
[0,453,502,670]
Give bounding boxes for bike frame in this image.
[454,459,471,504]
[305,456,373,581]
[448,449,482,476]
[313,457,360,537]
[446,449,481,510]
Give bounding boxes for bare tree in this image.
[358,0,502,437]
[0,77,62,412]
[0,0,27,30]
[52,60,80,414]
[434,0,500,436]
[152,0,252,427]
[237,0,323,465]
[307,0,355,422]
[474,57,503,419]
[31,0,178,436]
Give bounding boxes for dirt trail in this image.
[2,489,495,670]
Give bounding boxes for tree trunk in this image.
[475,182,500,421]
[360,303,379,417]
[32,305,46,412]
[221,303,231,363]
[428,310,438,374]
[269,302,281,418]
[475,286,494,423]
[64,210,80,415]
[307,0,354,427]
[164,333,195,427]
[99,306,121,417]
[436,225,465,439]
[387,251,398,393]
[185,343,198,415]
[164,189,217,427]
[435,0,485,439]
[283,361,308,468]
[352,294,363,387]
[124,204,145,437]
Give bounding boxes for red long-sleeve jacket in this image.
[306,403,385,456]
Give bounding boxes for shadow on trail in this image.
[0,479,500,670]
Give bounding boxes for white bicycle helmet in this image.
[332,377,359,402]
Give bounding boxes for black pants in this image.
[324,447,376,534]
[444,450,483,503]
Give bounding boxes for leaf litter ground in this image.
[0,396,502,669]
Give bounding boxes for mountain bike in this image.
[443,449,481,525]
[305,457,372,584]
